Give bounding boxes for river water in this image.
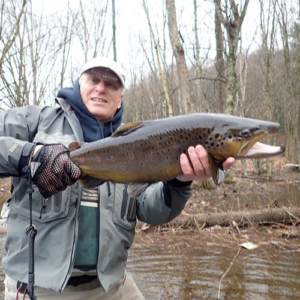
[127,231,300,300]
[0,180,299,299]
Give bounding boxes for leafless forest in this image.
[1,0,300,165]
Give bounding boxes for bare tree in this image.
[214,0,226,112]
[58,0,74,89]
[192,0,205,112]
[275,0,300,164]
[0,0,28,75]
[0,1,76,108]
[76,0,110,63]
[112,0,117,61]
[214,0,250,114]
[166,0,192,114]
[143,0,173,117]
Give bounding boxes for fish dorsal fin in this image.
[207,154,225,185]
[68,141,86,152]
[112,122,144,137]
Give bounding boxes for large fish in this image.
[69,113,285,191]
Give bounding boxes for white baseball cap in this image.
[80,57,126,88]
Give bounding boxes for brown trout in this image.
[69,113,285,190]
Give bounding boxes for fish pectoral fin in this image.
[127,183,150,197]
[112,122,144,137]
[207,154,225,185]
[79,175,105,188]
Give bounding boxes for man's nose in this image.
[95,81,106,92]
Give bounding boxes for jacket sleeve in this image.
[0,105,43,177]
[136,179,192,226]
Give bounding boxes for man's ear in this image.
[117,97,123,109]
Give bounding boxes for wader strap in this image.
[25,173,37,300]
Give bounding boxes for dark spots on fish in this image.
[209,137,213,141]
[139,162,144,167]
[210,143,214,147]
[221,142,224,146]
[199,135,203,140]
[165,156,169,160]
[223,137,226,141]
[228,135,232,139]
[156,152,160,155]
[216,144,219,148]
[215,134,220,139]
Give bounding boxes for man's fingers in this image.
[194,145,211,177]
[179,153,194,176]
[223,157,235,171]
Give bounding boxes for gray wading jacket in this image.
[0,99,192,292]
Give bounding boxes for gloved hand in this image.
[30,144,82,198]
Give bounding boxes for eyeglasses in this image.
[91,69,119,82]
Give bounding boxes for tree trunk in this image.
[214,0,250,115]
[112,0,117,61]
[166,0,192,114]
[193,0,204,113]
[214,0,226,112]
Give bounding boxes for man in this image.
[1,57,234,300]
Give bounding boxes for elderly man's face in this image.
[80,68,123,122]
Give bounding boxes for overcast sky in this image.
[30,0,262,85]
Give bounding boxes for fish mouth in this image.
[239,142,285,158]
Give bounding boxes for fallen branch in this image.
[218,246,241,299]
[169,207,300,228]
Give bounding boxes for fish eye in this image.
[240,129,251,137]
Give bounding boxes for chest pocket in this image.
[112,184,137,230]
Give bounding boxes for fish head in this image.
[201,116,285,186]
[205,116,285,161]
